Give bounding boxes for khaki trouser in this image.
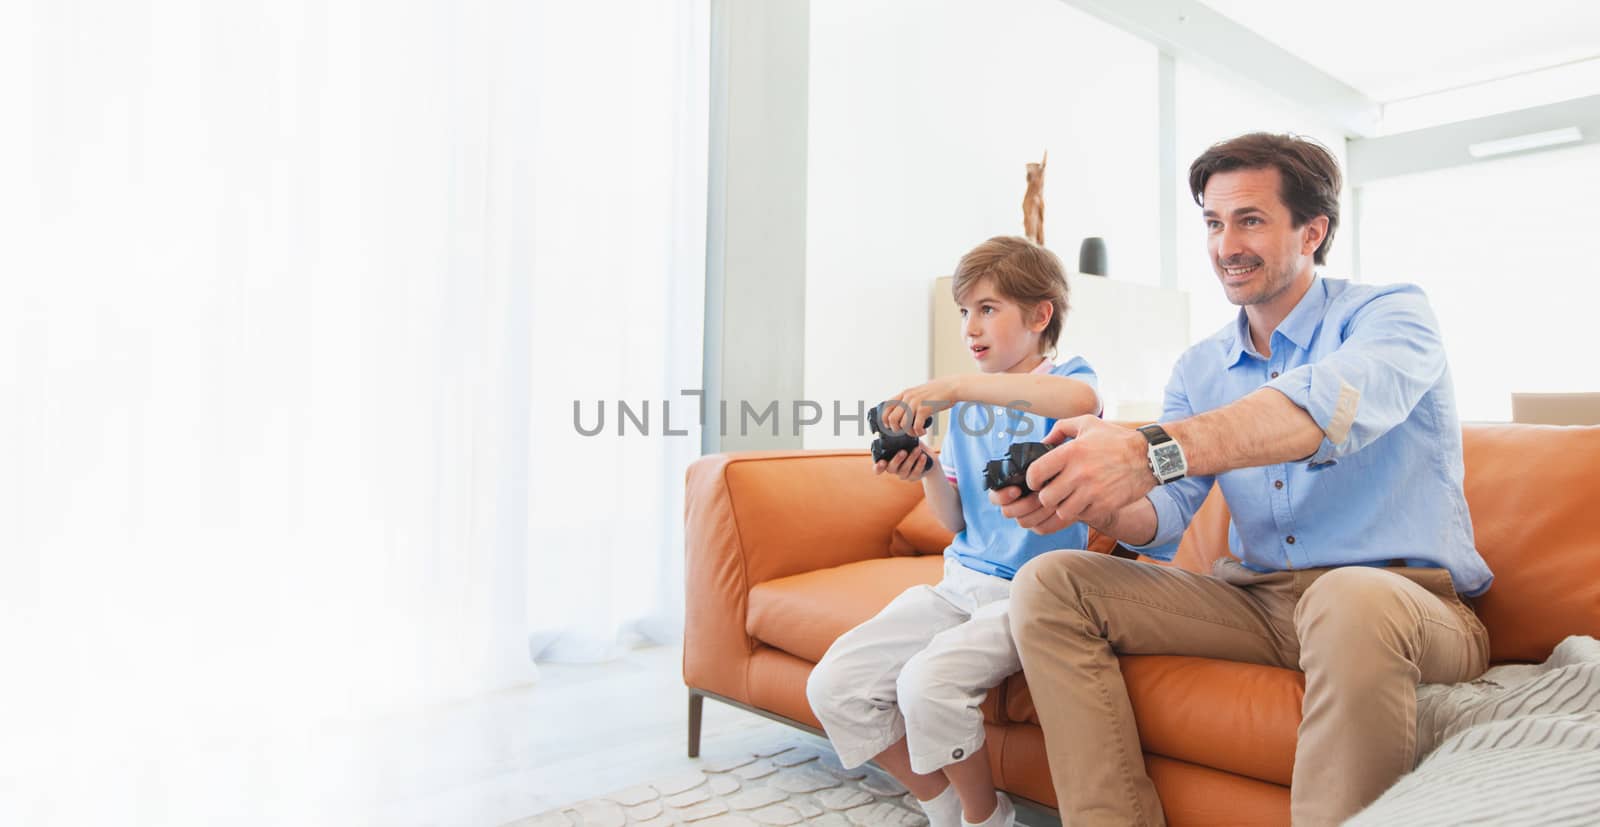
[1009,550,1491,827]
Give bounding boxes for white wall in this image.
[1173,59,1354,342]
[804,0,1161,448]
[1358,141,1600,422]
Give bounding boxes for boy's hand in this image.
[989,418,1125,535]
[985,421,1075,532]
[874,442,938,482]
[989,485,1075,535]
[884,377,963,438]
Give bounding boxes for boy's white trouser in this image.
[805,557,1019,774]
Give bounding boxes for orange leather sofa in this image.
[683,424,1600,826]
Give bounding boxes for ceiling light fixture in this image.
[1467,127,1583,159]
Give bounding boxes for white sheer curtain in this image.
[1,0,706,823]
[526,2,708,664]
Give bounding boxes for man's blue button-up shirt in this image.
[1129,276,1494,597]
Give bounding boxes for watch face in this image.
[1152,443,1185,477]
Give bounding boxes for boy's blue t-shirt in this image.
[937,356,1099,580]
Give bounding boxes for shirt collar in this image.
[1029,357,1055,375]
[1275,275,1328,352]
[1224,313,1252,367]
[1224,275,1327,367]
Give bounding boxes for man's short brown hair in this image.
[1188,132,1342,266]
[952,236,1070,354]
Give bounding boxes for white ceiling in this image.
[1196,0,1600,102]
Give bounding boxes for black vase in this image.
[1078,237,1108,276]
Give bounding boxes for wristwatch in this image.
[1138,424,1188,485]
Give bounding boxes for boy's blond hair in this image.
[952,236,1070,355]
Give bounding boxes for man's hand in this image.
[874,442,937,482]
[1015,416,1155,529]
[882,377,962,438]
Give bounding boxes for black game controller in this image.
[984,440,1066,496]
[868,403,934,474]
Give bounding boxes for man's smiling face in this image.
[1203,166,1319,309]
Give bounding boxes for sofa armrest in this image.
[683,449,927,700]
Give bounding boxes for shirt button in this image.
[1274,480,1284,489]
[1286,535,1296,545]
[1270,371,1280,378]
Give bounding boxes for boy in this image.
[806,236,1101,827]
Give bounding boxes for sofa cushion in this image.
[1004,655,1304,787]
[747,555,945,664]
[1461,424,1600,663]
[995,722,1291,821]
[889,498,954,556]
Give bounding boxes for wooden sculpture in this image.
[1022,150,1047,246]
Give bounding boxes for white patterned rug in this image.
[510,740,929,827]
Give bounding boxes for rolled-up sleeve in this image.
[1264,286,1446,465]
[1123,359,1215,560]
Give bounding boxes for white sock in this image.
[961,791,1015,827]
[916,784,962,827]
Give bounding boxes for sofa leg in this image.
[688,689,704,758]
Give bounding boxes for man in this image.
[992,132,1492,826]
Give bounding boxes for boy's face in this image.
[956,279,1049,374]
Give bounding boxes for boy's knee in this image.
[895,650,950,720]
[806,658,847,718]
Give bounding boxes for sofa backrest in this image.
[1170,424,1600,664]
[1460,423,1600,662]
[693,450,928,585]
